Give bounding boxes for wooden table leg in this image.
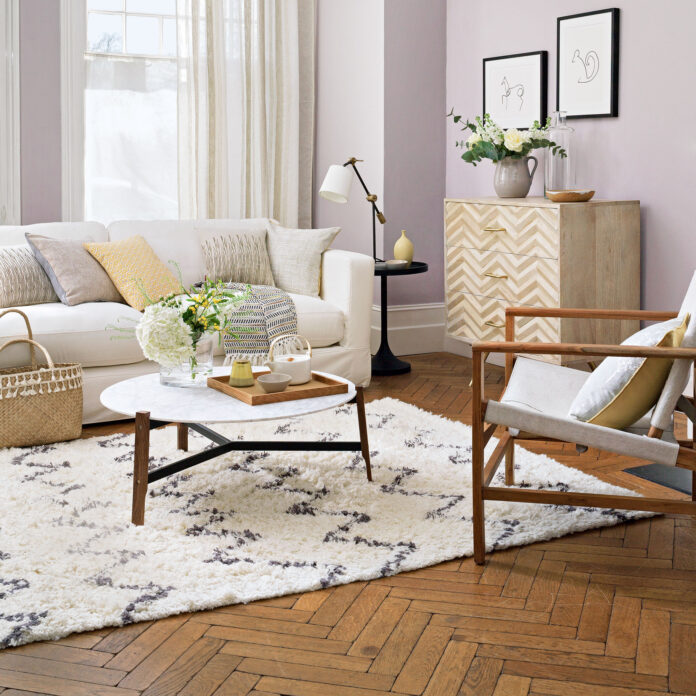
[132,411,150,526]
[177,423,189,451]
[356,387,372,482]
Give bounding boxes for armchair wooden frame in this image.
[472,307,696,565]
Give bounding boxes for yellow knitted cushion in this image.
[84,235,181,311]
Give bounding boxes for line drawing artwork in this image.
[572,49,600,83]
[501,77,524,111]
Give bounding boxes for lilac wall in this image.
[313,0,385,258]
[383,0,446,305]
[447,0,696,312]
[19,0,62,224]
[314,0,447,306]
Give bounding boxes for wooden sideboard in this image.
[444,197,641,362]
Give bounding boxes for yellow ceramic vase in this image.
[393,230,414,267]
[229,359,254,387]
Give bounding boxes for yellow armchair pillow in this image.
[84,235,181,311]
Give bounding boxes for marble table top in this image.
[100,367,356,424]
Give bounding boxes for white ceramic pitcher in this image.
[264,334,312,385]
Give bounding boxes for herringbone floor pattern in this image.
[2,353,695,696]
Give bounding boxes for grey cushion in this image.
[0,245,58,307]
[25,233,122,306]
[196,224,275,286]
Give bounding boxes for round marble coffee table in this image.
[101,367,371,525]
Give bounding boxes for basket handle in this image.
[268,334,312,361]
[0,338,54,369]
[0,309,36,369]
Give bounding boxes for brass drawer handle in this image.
[484,320,505,329]
[483,272,509,280]
[482,226,506,232]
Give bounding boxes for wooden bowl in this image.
[546,189,595,203]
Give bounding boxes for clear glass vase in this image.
[159,336,214,388]
[545,111,576,194]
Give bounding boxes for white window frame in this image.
[60,0,86,222]
[0,0,21,225]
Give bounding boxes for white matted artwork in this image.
[557,8,620,118]
[483,51,547,129]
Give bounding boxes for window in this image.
[83,0,178,223]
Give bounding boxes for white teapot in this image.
[264,334,312,385]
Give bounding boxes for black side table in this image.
[372,261,429,376]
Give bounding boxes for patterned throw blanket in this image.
[221,283,297,365]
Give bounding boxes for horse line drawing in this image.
[501,76,524,111]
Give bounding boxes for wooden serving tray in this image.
[207,371,348,406]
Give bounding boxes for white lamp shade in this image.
[319,164,353,203]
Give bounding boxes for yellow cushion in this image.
[588,314,690,428]
[84,235,181,311]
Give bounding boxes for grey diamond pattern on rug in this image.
[0,397,649,648]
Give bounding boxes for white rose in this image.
[466,132,482,148]
[503,129,527,152]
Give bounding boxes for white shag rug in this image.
[1,397,648,648]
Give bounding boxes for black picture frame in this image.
[556,8,620,119]
[482,51,548,129]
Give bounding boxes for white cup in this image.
[264,353,312,385]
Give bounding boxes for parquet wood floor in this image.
[3,353,695,695]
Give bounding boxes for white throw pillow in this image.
[266,222,339,297]
[568,315,689,429]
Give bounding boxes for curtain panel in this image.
[177,0,315,227]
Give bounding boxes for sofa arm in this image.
[321,249,374,350]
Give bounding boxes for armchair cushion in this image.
[569,315,689,429]
[487,357,678,466]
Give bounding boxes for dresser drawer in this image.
[446,247,560,306]
[446,290,561,344]
[445,201,559,259]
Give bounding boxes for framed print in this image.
[483,51,547,129]
[557,8,620,118]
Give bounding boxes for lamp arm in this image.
[344,160,386,224]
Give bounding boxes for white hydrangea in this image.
[135,303,194,367]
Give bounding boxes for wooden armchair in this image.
[471,305,696,566]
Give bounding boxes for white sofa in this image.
[0,220,374,423]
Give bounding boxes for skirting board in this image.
[371,303,445,356]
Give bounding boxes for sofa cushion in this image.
[25,234,123,306]
[85,235,182,311]
[0,302,145,369]
[0,246,58,307]
[107,219,273,289]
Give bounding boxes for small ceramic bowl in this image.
[257,372,292,394]
[386,259,409,270]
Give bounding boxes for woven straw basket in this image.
[0,309,83,448]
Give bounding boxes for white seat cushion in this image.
[486,357,679,466]
[0,302,144,369]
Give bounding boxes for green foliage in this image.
[446,110,567,166]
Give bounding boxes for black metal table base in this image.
[372,261,428,376]
[131,388,372,525]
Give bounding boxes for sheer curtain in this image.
[177,0,315,227]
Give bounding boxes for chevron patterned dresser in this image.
[444,197,641,363]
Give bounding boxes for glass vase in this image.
[545,111,576,194]
[159,336,214,388]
